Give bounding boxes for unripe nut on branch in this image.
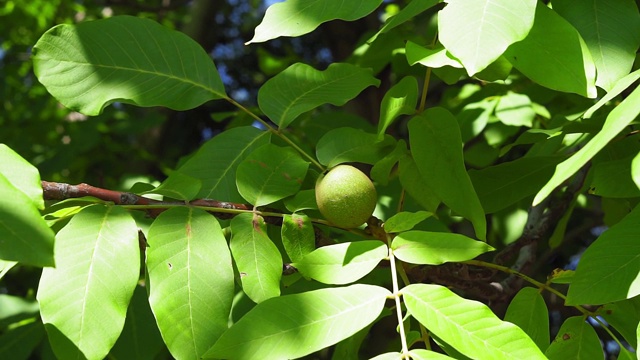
[315,165,377,229]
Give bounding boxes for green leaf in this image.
[633,152,640,191]
[204,284,391,359]
[468,156,560,213]
[109,286,164,360]
[504,287,549,351]
[293,241,387,285]
[230,213,282,303]
[0,260,16,281]
[236,144,309,206]
[163,126,270,202]
[38,205,139,360]
[438,0,536,75]
[495,92,536,127]
[248,0,384,44]
[567,204,640,305]
[370,352,402,360]
[403,284,546,360]
[590,156,640,198]
[596,297,640,349]
[258,63,380,129]
[408,349,457,360]
[457,98,497,142]
[378,77,418,140]
[398,155,440,213]
[554,0,640,92]
[406,42,463,69]
[583,68,640,119]
[544,317,603,359]
[283,189,318,213]
[391,231,494,265]
[0,173,54,267]
[408,109,486,239]
[0,144,44,209]
[145,172,201,201]
[534,83,640,205]
[504,4,597,98]
[32,16,225,116]
[371,140,408,186]
[0,321,45,360]
[0,294,40,328]
[316,127,396,167]
[371,0,440,42]
[146,207,234,360]
[383,211,433,233]
[281,213,315,263]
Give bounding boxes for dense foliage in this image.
[2,0,640,359]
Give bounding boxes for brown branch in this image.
[41,181,252,219]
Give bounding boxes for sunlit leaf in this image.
[33,16,226,115]
[258,63,380,129]
[0,174,54,267]
[204,284,391,359]
[383,211,432,233]
[534,84,640,205]
[409,349,457,360]
[408,109,486,239]
[0,260,16,281]
[583,69,640,119]
[554,0,640,92]
[293,241,387,285]
[403,284,546,359]
[316,127,396,167]
[495,92,536,127]
[281,213,315,263]
[439,0,536,75]
[544,317,602,359]
[162,126,270,202]
[147,207,234,360]
[248,0,384,44]
[236,144,309,206]
[38,205,139,360]
[504,287,549,351]
[392,231,494,265]
[406,42,463,69]
[230,213,282,303]
[567,204,640,305]
[0,144,44,209]
[504,4,597,98]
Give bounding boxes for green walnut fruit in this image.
[315,165,377,228]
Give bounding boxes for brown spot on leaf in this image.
[295,217,304,229]
[186,224,192,237]
[562,333,570,340]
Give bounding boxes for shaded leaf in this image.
[567,204,640,305]
[317,127,396,167]
[248,0,384,44]
[283,189,318,213]
[371,0,441,42]
[597,297,640,349]
[0,174,54,267]
[147,207,234,360]
[0,260,16,281]
[406,42,463,69]
[504,287,549,351]
[33,16,225,115]
[590,156,640,198]
[204,284,391,359]
[230,213,282,303]
[504,4,597,98]
[392,231,494,265]
[439,0,536,75]
[38,205,139,360]
[398,155,440,213]
[370,140,407,186]
[534,83,640,205]
[258,63,380,129]
[383,211,433,233]
[583,68,640,119]
[408,109,486,239]
[554,0,640,92]
[403,284,546,359]
[469,156,560,213]
[0,144,44,209]
[281,213,315,263]
[544,317,602,359]
[293,241,387,284]
[378,76,418,140]
[163,126,270,202]
[0,321,45,360]
[236,144,309,206]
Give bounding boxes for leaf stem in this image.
[389,248,409,356]
[225,96,325,171]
